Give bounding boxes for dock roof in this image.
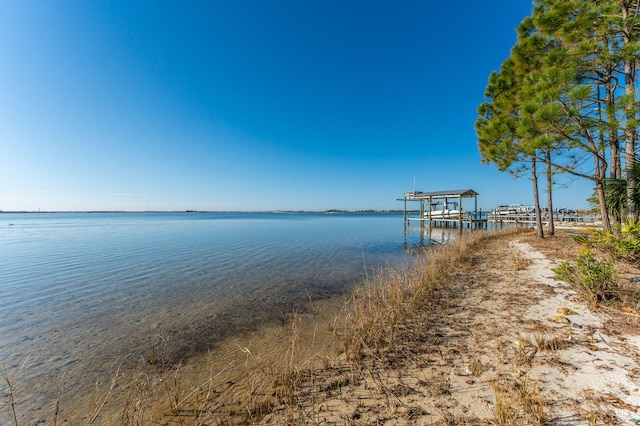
[403,189,478,199]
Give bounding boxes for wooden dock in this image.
[399,189,595,229]
[399,189,487,229]
[486,211,590,225]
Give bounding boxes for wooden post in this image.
[403,196,407,222]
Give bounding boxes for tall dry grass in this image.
[2,227,528,425]
[339,227,514,362]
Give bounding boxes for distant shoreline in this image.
[0,209,411,214]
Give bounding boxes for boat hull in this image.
[424,209,467,219]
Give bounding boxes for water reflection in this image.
[403,221,478,251]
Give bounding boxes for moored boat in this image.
[423,202,468,219]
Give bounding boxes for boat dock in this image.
[485,209,591,225]
[400,190,594,229]
[399,189,487,228]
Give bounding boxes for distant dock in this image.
[485,211,593,225]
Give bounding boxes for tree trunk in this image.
[545,150,554,236]
[596,179,611,232]
[622,2,638,218]
[624,57,636,219]
[606,79,621,179]
[532,157,544,239]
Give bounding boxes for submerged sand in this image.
[14,230,640,424]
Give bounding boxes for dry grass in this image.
[521,231,582,262]
[493,374,546,426]
[339,228,511,363]
[3,228,517,425]
[11,226,626,425]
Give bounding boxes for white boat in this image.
[424,202,468,219]
[424,209,467,219]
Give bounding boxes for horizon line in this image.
[0,209,408,214]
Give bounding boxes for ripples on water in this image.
[0,212,460,421]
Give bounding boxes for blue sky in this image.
[0,1,594,212]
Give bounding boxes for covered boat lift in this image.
[399,189,486,228]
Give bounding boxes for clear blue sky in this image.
[0,1,593,212]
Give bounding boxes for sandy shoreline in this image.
[253,230,640,424]
[9,229,640,424]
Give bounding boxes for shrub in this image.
[574,218,640,262]
[553,250,618,308]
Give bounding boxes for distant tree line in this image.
[476,0,640,237]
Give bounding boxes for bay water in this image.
[0,212,460,420]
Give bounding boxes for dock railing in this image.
[486,210,591,224]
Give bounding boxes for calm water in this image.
[0,212,458,420]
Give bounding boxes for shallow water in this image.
[0,211,460,421]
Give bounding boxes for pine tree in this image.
[477,0,640,233]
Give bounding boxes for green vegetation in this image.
[554,216,640,309]
[575,217,640,261]
[553,251,619,308]
[476,0,640,234]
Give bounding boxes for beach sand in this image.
[253,231,640,424]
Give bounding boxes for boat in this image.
[423,202,468,219]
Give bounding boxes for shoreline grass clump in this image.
[494,374,546,426]
[339,227,526,362]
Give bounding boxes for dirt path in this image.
[261,234,640,425]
